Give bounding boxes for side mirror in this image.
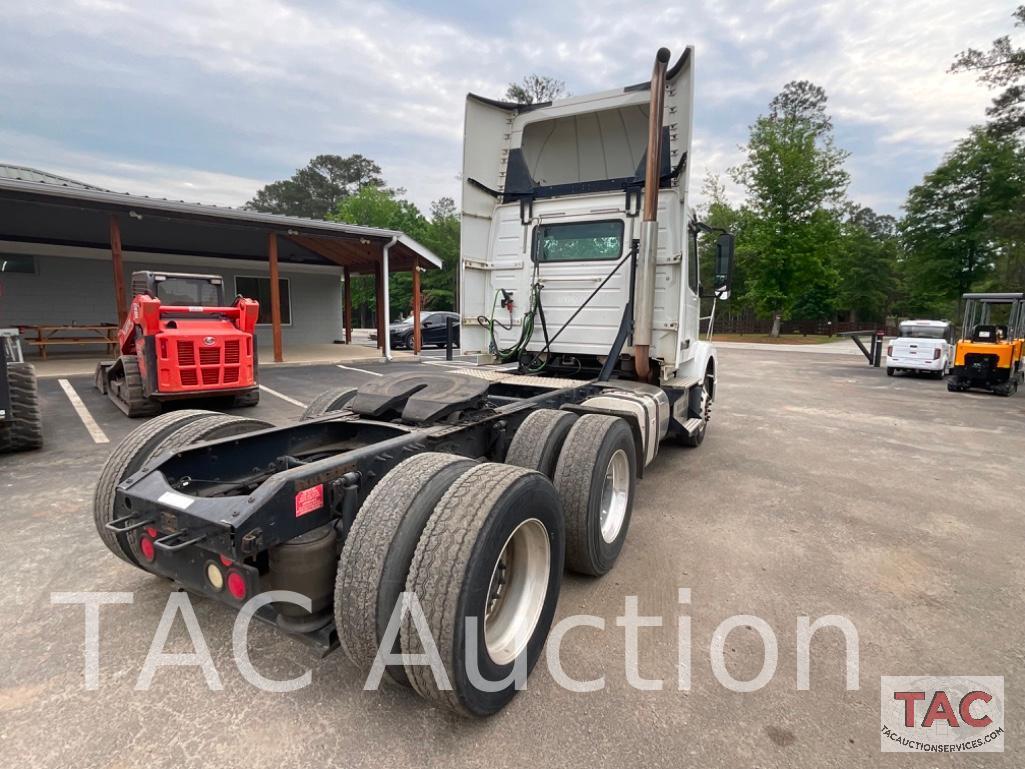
[713,233,735,300]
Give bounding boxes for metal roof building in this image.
[0,165,441,361]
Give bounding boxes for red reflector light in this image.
[226,571,247,600]
[886,345,893,357]
[219,555,233,567]
[140,536,156,562]
[146,527,158,538]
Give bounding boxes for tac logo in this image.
[880,676,1004,753]
[202,336,216,346]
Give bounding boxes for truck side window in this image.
[688,244,698,292]
[533,220,623,263]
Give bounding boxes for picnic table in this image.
[19,323,119,360]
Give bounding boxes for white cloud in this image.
[0,0,1017,217]
[0,129,264,206]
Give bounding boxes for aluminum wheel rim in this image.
[600,449,630,543]
[698,380,711,425]
[484,518,550,666]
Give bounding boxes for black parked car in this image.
[388,311,460,349]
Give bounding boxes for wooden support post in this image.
[343,267,353,344]
[412,257,422,354]
[268,232,283,362]
[374,262,385,352]
[109,215,127,325]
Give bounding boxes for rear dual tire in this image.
[336,455,564,717]
[335,452,477,687]
[402,463,563,717]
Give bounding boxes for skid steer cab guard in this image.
[96,272,260,416]
[947,292,1025,396]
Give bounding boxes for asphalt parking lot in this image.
[2,346,1023,768]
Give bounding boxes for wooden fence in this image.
[703,316,898,337]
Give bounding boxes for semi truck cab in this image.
[459,47,732,443]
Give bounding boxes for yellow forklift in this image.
[947,292,1025,396]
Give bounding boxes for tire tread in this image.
[1,363,43,452]
[92,409,216,565]
[504,408,576,478]
[335,452,475,685]
[301,387,358,421]
[401,462,535,715]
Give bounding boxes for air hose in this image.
[476,277,545,363]
[476,244,636,373]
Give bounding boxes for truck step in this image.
[682,417,704,435]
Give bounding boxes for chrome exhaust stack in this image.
[633,47,670,382]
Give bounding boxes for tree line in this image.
[246,7,1024,334]
[247,154,459,325]
[702,6,1025,334]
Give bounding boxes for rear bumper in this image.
[134,535,336,653]
[887,356,944,371]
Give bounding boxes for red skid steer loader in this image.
[95,271,260,417]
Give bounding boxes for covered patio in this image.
[0,167,442,364]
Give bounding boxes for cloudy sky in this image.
[1,1,1017,216]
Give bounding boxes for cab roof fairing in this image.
[460,47,695,216]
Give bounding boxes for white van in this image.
[886,320,953,378]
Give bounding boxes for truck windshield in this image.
[156,278,222,307]
[899,325,947,339]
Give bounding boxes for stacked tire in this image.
[0,362,43,453]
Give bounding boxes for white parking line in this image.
[258,385,307,408]
[336,364,383,377]
[57,379,109,444]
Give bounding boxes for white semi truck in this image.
[92,48,733,717]
[461,46,732,446]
